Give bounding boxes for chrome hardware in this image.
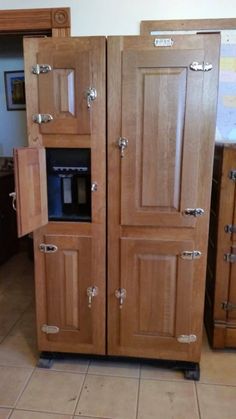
[154,38,174,47]
[184,208,205,217]
[222,301,236,311]
[181,251,202,260]
[225,224,236,234]
[190,61,213,72]
[41,324,59,334]
[224,253,236,263]
[86,87,97,109]
[91,182,98,192]
[87,286,98,308]
[229,170,236,181]
[117,137,128,158]
[33,114,53,124]
[9,192,16,211]
[115,288,127,309]
[177,334,197,344]
[39,243,58,253]
[32,64,52,75]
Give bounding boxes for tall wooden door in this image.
[107,35,220,362]
[16,37,106,354]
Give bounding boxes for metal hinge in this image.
[229,170,236,181]
[32,64,52,75]
[181,251,202,260]
[224,253,236,263]
[177,334,197,344]
[33,114,53,124]
[39,243,58,254]
[225,224,236,234]
[222,301,236,311]
[154,38,174,47]
[41,324,59,334]
[189,61,213,72]
[184,208,204,217]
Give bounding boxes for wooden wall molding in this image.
[0,8,71,34]
[140,18,236,35]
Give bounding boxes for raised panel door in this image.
[34,231,105,354]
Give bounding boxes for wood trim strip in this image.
[140,18,236,35]
[0,8,70,32]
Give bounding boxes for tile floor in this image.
[0,251,236,418]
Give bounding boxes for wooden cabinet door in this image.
[24,37,106,148]
[108,35,220,361]
[13,147,48,237]
[34,228,105,354]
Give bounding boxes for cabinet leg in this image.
[37,352,54,369]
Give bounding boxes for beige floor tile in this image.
[88,359,140,378]
[51,358,90,374]
[197,383,236,419]
[10,410,73,419]
[0,366,32,407]
[200,349,236,385]
[140,364,184,381]
[9,309,36,339]
[0,335,38,368]
[137,379,199,419]
[75,374,139,418]
[0,408,12,419]
[74,417,108,419]
[0,307,25,337]
[17,369,85,414]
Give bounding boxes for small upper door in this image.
[119,38,218,228]
[13,147,48,237]
[24,37,106,147]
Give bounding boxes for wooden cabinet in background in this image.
[205,143,236,348]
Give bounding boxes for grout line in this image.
[0,299,34,345]
[135,365,141,419]
[13,365,36,409]
[72,370,88,416]
[195,381,202,419]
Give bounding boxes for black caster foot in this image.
[37,352,54,369]
[184,363,200,381]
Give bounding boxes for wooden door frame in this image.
[140,18,236,35]
[0,7,71,37]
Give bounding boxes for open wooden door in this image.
[107,34,220,363]
[13,147,48,237]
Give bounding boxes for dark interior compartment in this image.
[46,148,91,222]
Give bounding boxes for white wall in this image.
[0,38,27,156]
[0,0,235,36]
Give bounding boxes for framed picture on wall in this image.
[4,70,26,111]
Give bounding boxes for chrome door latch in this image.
[224,253,236,263]
[87,286,99,308]
[190,61,213,72]
[184,208,204,217]
[33,114,53,124]
[222,301,236,311]
[39,243,58,253]
[41,324,59,334]
[117,137,128,158]
[181,251,202,260]
[86,87,97,109]
[229,170,236,181]
[32,64,52,75]
[9,192,16,211]
[115,288,127,309]
[177,334,197,344]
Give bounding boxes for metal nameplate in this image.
[154,38,174,47]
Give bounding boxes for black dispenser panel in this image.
[46,148,91,222]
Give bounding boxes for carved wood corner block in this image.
[52,8,70,28]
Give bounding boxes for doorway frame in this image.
[0,7,71,37]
